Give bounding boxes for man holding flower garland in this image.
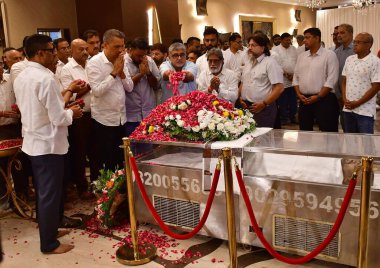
[160,42,197,102]
[197,48,239,104]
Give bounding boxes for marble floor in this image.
[1,186,354,268]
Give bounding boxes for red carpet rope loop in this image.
[235,164,357,265]
[131,156,221,240]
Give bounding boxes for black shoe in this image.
[59,216,82,228]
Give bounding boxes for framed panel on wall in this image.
[37,28,71,41]
[239,16,276,44]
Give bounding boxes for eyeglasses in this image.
[40,48,57,54]
[353,40,370,45]
[171,53,186,59]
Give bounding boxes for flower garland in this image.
[168,71,186,96]
[130,91,256,142]
[92,169,126,228]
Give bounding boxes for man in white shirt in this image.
[14,34,82,254]
[60,38,95,199]
[272,32,298,124]
[293,28,340,132]
[2,47,22,73]
[53,38,71,78]
[197,48,239,104]
[238,34,284,128]
[342,33,380,134]
[196,27,221,75]
[124,38,160,153]
[82,29,101,58]
[223,33,245,77]
[86,29,133,172]
[160,43,197,102]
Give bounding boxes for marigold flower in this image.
[148,125,155,133]
[223,111,229,117]
[106,180,114,189]
[212,100,219,106]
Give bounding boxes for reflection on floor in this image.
[1,195,354,268]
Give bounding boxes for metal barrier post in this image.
[357,156,373,268]
[222,148,237,268]
[116,138,157,265]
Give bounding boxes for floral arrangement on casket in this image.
[130,91,256,142]
[91,168,126,229]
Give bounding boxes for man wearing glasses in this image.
[14,34,83,254]
[160,42,197,102]
[342,33,380,134]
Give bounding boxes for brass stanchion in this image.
[222,148,237,268]
[357,156,373,268]
[116,138,157,265]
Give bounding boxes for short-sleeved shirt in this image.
[342,53,380,118]
[241,54,283,103]
[160,60,197,102]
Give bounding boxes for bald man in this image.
[342,32,380,134]
[2,48,23,73]
[59,39,95,200]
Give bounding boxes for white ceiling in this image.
[260,0,353,8]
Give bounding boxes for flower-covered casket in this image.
[113,91,380,267]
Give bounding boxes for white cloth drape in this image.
[317,6,380,55]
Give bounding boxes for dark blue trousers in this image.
[29,154,64,252]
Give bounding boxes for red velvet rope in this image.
[130,156,221,240]
[235,166,357,265]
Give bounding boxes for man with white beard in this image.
[197,48,239,103]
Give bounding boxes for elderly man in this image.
[82,30,101,58]
[14,34,82,254]
[59,39,95,199]
[197,48,238,103]
[2,48,23,73]
[272,32,298,124]
[124,38,160,139]
[294,28,339,132]
[86,29,133,172]
[160,42,197,102]
[342,33,380,134]
[238,34,284,128]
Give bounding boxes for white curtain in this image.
[317,6,380,54]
